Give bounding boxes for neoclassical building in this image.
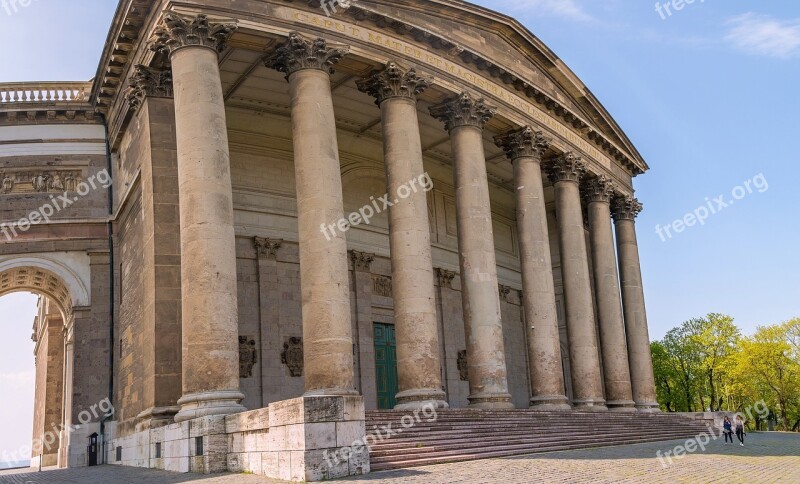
[1,0,663,479]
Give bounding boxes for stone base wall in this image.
[105,396,368,482]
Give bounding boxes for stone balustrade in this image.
[0,82,91,104]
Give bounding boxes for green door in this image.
[374,323,399,409]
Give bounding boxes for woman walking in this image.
[723,416,734,444]
[735,415,746,446]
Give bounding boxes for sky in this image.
[0,0,798,463]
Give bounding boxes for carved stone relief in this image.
[0,170,84,195]
[239,336,257,378]
[281,336,304,377]
[457,349,468,381]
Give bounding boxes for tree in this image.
[693,313,741,411]
[660,321,704,411]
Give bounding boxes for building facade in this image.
[1,0,658,479]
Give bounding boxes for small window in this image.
[115,446,122,462]
[195,436,203,456]
[155,442,162,458]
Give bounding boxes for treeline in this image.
[651,313,799,431]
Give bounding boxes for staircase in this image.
[366,409,713,471]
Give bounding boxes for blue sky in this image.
[0,0,798,461]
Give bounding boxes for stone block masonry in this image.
[106,395,368,481]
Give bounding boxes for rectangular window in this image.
[195,436,203,456]
[115,446,122,462]
[155,442,161,458]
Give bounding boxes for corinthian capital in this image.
[545,152,586,184]
[264,33,349,78]
[126,65,173,112]
[494,126,550,161]
[582,175,616,204]
[150,13,237,55]
[356,62,433,105]
[611,195,643,221]
[429,92,496,132]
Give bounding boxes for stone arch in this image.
[0,253,91,317]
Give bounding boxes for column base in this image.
[606,400,637,412]
[572,398,608,411]
[303,388,361,397]
[467,392,515,409]
[529,395,572,411]
[635,401,661,412]
[174,390,247,423]
[394,389,449,411]
[135,406,180,431]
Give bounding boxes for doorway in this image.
[374,323,398,409]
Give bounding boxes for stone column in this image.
[545,153,606,410]
[612,195,659,411]
[583,177,635,411]
[151,14,246,422]
[265,33,357,396]
[430,92,513,408]
[357,62,447,410]
[495,127,570,410]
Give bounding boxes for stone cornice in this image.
[126,65,173,112]
[264,32,349,78]
[545,152,586,184]
[582,175,616,204]
[494,126,550,161]
[611,195,643,221]
[150,13,238,55]
[429,91,496,132]
[356,62,433,105]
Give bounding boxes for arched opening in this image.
[0,292,38,470]
[0,262,83,469]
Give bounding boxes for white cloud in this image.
[491,0,592,22]
[724,13,800,59]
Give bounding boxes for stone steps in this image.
[365,410,710,471]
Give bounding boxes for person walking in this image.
[723,416,734,444]
[735,415,746,446]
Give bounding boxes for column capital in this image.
[582,175,616,205]
[356,61,433,105]
[264,32,349,78]
[254,237,283,260]
[545,152,586,184]
[429,91,496,132]
[126,65,173,112]
[611,195,644,221]
[435,268,457,288]
[349,250,375,272]
[150,13,237,56]
[494,126,550,161]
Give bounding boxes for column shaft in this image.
[586,178,635,411]
[288,68,355,395]
[613,196,659,411]
[548,155,606,410]
[495,127,569,410]
[358,63,447,409]
[171,45,245,421]
[381,96,446,409]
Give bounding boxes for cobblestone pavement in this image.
[2,432,798,483]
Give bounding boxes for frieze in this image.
[0,170,84,195]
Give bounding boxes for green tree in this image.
[693,313,741,411]
[661,321,704,411]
